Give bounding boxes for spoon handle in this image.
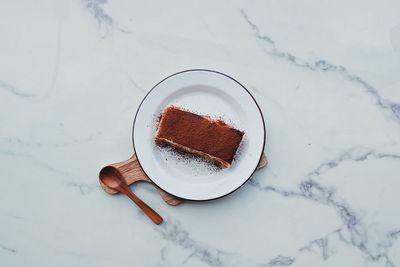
[120,186,163,225]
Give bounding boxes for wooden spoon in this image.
[99,166,163,225]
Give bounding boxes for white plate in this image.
[133,70,265,201]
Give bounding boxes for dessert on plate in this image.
[155,105,244,168]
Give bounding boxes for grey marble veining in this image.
[240,9,400,122]
[1,0,400,266]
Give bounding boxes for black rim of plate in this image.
[132,69,266,201]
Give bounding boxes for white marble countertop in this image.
[2,1,400,266]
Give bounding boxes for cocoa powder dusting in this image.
[155,106,244,164]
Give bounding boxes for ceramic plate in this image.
[133,69,265,201]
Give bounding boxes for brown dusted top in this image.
[155,106,244,164]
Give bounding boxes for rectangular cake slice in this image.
[155,105,244,168]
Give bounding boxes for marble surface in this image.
[1,0,400,266]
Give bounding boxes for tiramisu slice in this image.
[155,105,244,168]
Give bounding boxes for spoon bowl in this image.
[99,167,123,188]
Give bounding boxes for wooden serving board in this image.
[99,153,268,205]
